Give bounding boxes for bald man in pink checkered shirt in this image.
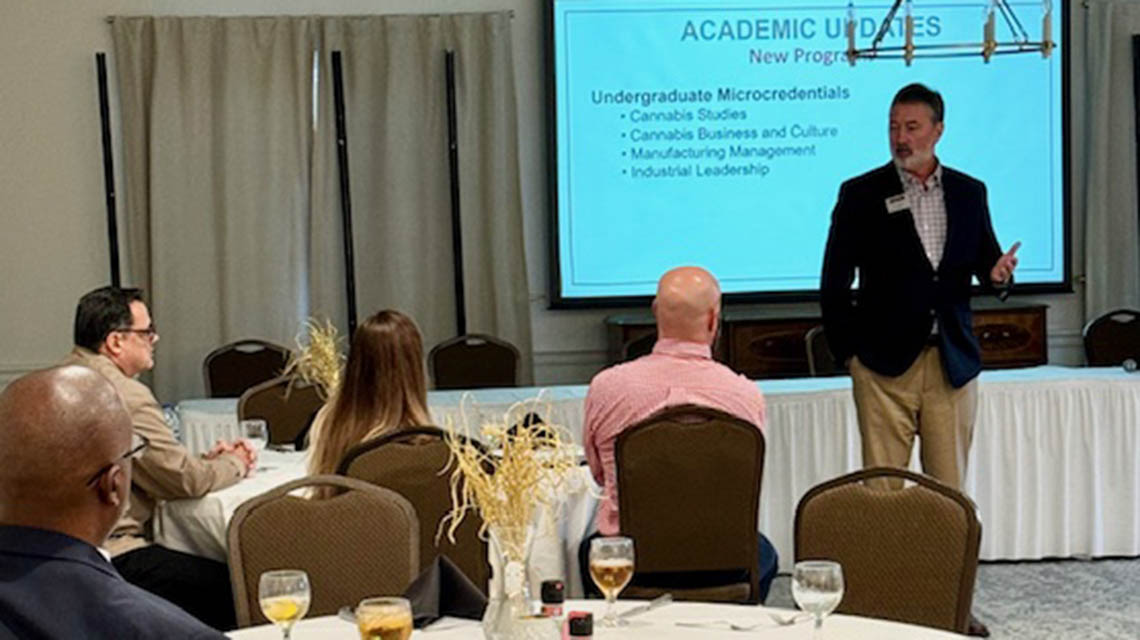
[581,266,777,600]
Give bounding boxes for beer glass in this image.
[589,536,635,627]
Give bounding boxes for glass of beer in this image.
[258,569,311,639]
[589,536,635,627]
[355,596,414,640]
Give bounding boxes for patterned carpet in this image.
[766,558,1140,639]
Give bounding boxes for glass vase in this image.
[482,527,556,640]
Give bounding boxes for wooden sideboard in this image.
[606,302,1047,379]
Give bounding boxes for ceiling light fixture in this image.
[845,0,1055,66]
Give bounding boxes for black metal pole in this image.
[445,50,467,336]
[95,53,121,287]
[331,51,359,337]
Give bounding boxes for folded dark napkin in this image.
[403,555,488,628]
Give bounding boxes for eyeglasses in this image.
[114,324,158,340]
[85,433,149,486]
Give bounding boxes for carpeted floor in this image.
[765,557,1140,639]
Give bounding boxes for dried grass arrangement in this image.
[282,317,345,400]
[441,395,578,565]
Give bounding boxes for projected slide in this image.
[551,0,1065,303]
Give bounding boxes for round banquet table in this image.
[226,599,967,639]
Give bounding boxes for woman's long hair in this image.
[307,310,431,481]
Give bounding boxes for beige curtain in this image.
[1080,1,1140,321]
[113,17,315,400]
[310,13,534,384]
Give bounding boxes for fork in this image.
[675,620,765,631]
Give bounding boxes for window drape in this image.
[1080,2,1140,320]
[112,12,532,400]
[113,17,315,401]
[310,13,533,385]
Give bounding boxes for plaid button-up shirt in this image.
[897,162,947,270]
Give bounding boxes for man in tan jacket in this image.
[62,286,254,630]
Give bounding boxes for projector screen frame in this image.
[544,0,1072,310]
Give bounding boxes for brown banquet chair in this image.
[429,333,520,389]
[237,376,324,447]
[336,427,492,594]
[615,404,765,603]
[1082,308,1140,366]
[620,332,657,362]
[794,467,981,634]
[203,339,291,398]
[227,475,419,627]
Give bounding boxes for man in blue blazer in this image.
[821,83,1019,492]
[0,367,227,639]
[821,85,1017,638]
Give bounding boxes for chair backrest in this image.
[227,475,419,627]
[336,427,491,594]
[237,376,325,446]
[805,325,845,376]
[1082,308,1140,366]
[203,339,291,398]
[794,467,981,634]
[428,334,519,390]
[615,404,764,603]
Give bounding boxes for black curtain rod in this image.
[104,11,515,23]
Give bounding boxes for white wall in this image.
[0,0,1088,394]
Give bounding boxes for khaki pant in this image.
[849,347,978,490]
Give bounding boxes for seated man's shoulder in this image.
[0,542,224,639]
[63,350,156,406]
[707,362,764,397]
[587,357,650,393]
[106,583,228,639]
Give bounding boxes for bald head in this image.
[653,266,721,344]
[0,366,131,542]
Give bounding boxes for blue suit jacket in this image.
[820,162,1006,388]
[0,525,226,639]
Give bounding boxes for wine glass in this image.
[259,569,311,639]
[355,596,413,640]
[241,419,269,452]
[589,536,635,627]
[792,560,844,639]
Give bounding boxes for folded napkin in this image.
[403,555,488,628]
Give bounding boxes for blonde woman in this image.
[307,309,431,497]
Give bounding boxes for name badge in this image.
[885,193,910,214]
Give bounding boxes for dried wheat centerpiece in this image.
[441,396,577,571]
[282,318,345,399]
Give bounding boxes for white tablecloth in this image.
[227,600,967,639]
[168,366,1140,577]
[176,388,589,456]
[152,449,308,563]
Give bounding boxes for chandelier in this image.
[845,0,1055,66]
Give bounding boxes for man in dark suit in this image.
[0,366,227,639]
[822,82,1019,485]
[821,83,1016,637]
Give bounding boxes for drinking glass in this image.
[242,419,269,452]
[258,569,311,639]
[589,536,635,627]
[355,596,414,640]
[792,560,844,639]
